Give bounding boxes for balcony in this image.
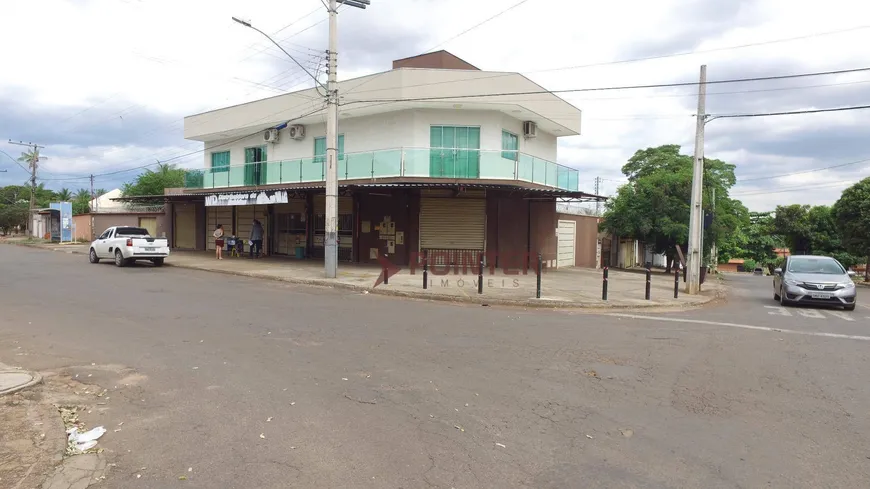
[183,148,580,192]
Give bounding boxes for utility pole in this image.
[709,187,717,273]
[8,140,44,237]
[594,176,602,216]
[686,65,707,294]
[324,0,369,278]
[324,0,340,279]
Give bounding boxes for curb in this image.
[161,261,722,310]
[0,370,43,396]
[13,241,724,310]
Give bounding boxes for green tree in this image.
[601,144,739,272]
[72,188,91,215]
[772,204,812,254]
[770,204,860,266]
[0,204,29,234]
[17,149,38,167]
[832,177,870,279]
[56,188,73,201]
[741,212,781,268]
[121,163,186,197]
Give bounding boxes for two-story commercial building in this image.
[132,51,601,269]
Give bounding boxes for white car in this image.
[88,226,170,267]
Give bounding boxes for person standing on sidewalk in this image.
[213,224,224,260]
[250,219,264,259]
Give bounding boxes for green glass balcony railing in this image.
[183,148,581,191]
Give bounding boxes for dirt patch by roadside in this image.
[1,382,67,488]
[0,369,136,488]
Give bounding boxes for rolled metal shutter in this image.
[206,206,233,250]
[174,204,196,249]
[236,206,256,241]
[420,198,485,251]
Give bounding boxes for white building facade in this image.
[149,51,601,268]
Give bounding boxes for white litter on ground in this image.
[68,426,106,452]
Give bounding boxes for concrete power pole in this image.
[325,0,369,278]
[8,140,44,237]
[686,65,707,294]
[594,176,602,216]
[324,0,340,279]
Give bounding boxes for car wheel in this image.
[773,285,780,301]
[89,249,100,264]
[114,250,126,267]
[152,258,164,267]
[844,303,856,311]
[779,286,790,306]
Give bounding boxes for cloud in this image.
[1,0,869,214]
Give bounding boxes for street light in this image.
[231,17,326,92]
[232,1,370,279]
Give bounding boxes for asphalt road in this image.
[2,245,869,488]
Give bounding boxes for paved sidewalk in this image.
[9,240,724,309]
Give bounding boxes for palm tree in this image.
[17,149,38,168]
[74,188,91,201]
[56,188,73,201]
[95,188,107,198]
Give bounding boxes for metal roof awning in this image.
[113,181,606,203]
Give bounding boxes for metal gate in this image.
[313,194,353,261]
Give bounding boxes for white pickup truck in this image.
[88,226,170,267]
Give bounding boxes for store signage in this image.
[205,191,289,207]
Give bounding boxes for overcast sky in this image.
[1,0,868,211]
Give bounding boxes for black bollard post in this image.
[478,253,484,294]
[645,268,651,300]
[602,267,609,301]
[536,253,542,299]
[423,250,428,290]
[673,267,679,298]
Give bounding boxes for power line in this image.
[423,0,533,53]
[232,17,327,95]
[738,157,870,183]
[528,25,870,74]
[42,103,328,183]
[732,180,856,197]
[346,0,535,97]
[0,149,33,175]
[341,66,870,105]
[715,105,870,118]
[344,25,870,97]
[235,7,323,63]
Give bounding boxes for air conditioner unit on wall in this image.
[288,125,305,140]
[523,121,537,138]
[263,128,279,143]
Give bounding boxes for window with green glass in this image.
[429,125,480,178]
[244,146,267,186]
[314,135,345,163]
[501,130,519,161]
[211,151,230,173]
